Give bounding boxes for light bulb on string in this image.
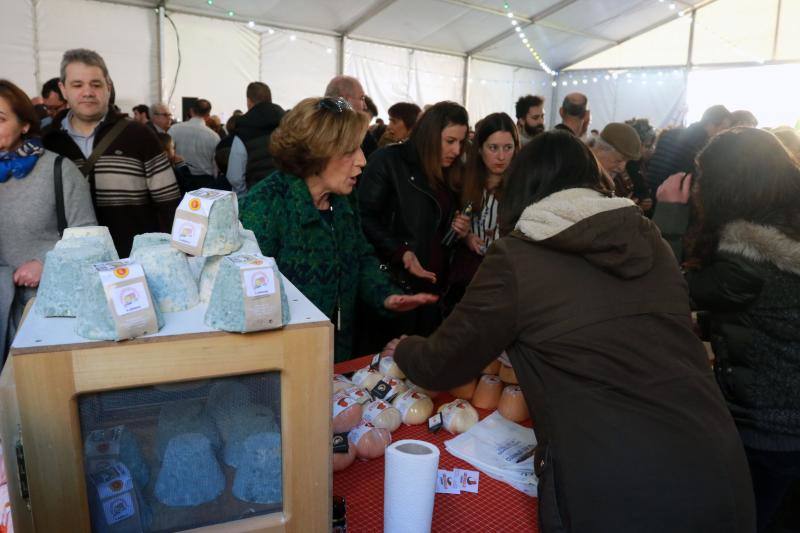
[511,20,518,26]
[507,12,514,18]
[289,34,296,41]
[551,81,557,87]
[247,20,255,28]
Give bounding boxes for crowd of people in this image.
[1,46,799,532]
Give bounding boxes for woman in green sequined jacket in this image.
[240,97,437,362]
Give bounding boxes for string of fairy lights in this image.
[179,0,767,88]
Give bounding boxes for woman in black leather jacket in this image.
[358,101,470,336]
[656,127,800,533]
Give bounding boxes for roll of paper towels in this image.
[384,439,440,533]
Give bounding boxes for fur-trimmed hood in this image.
[719,221,800,276]
[515,188,662,279]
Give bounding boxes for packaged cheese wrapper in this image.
[349,421,391,460]
[333,433,357,472]
[171,188,241,257]
[438,399,479,435]
[341,386,372,406]
[498,385,530,423]
[204,254,290,333]
[333,374,354,395]
[448,378,477,400]
[131,243,199,312]
[332,390,363,434]
[499,363,518,384]
[352,367,385,391]
[379,355,406,379]
[405,379,440,399]
[36,238,114,317]
[482,359,501,375]
[472,374,504,410]
[75,259,163,341]
[362,399,402,432]
[392,389,434,425]
[370,377,407,402]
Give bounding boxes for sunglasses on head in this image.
[317,97,352,114]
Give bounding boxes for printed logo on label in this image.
[111,282,150,316]
[102,493,135,525]
[172,219,203,247]
[113,267,129,279]
[244,268,276,297]
[188,198,202,211]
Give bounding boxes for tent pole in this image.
[686,10,696,67]
[158,5,166,104]
[549,76,559,130]
[32,0,41,92]
[462,55,471,109]
[338,36,346,76]
[772,0,782,61]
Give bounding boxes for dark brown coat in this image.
[395,190,755,532]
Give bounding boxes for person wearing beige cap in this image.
[588,122,642,176]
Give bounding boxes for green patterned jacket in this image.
[240,170,400,362]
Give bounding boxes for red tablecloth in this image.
[333,356,539,533]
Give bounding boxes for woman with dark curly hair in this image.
[657,127,800,532]
[239,96,436,362]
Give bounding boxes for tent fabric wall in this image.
[163,12,259,121]
[1,0,37,97]
[687,63,800,128]
[260,29,338,110]
[553,68,687,130]
[468,60,553,128]
[36,0,158,115]
[344,39,465,119]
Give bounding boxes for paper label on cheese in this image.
[332,391,358,418]
[171,188,231,255]
[332,433,350,454]
[89,461,133,500]
[85,425,124,458]
[228,254,283,332]
[393,390,426,417]
[362,400,391,423]
[352,367,382,388]
[93,260,158,340]
[347,421,375,445]
[102,491,135,525]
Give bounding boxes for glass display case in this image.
[0,277,332,533]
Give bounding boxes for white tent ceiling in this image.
[103,0,711,70]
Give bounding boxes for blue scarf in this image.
[0,138,45,183]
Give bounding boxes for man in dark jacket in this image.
[225,82,285,196]
[647,104,732,192]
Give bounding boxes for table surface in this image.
[333,356,539,533]
[12,274,328,351]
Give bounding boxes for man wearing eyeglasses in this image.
[325,75,378,159]
[39,78,68,128]
[149,103,173,134]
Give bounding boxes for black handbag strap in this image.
[54,155,67,236]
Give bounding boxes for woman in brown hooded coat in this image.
[394,131,755,533]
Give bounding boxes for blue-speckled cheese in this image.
[198,233,261,303]
[154,433,225,507]
[36,239,115,317]
[74,264,164,341]
[231,432,282,504]
[61,226,119,260]
[131,244,199,312]
[130,233,171,254]
[204,255,290,333]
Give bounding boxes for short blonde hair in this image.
[270,97,369,178]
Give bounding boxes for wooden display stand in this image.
[0,278,333,533]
